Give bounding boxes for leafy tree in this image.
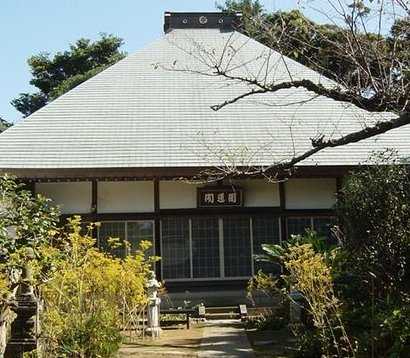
[0,175,59,262]
[334,152,410,356]
[337,151,410,297]
[11,34,125,117]
[217,0,264,38]
[219,1,409,112]
[199,1,409,176]
[0,117,11,133]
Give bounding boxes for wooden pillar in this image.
[279,180,288,242]
[154,178,161,280]
[91,180,98,213]
[91,180,98,238]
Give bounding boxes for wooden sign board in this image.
[197,186,243,208]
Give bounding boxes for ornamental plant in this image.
[0,175,59,263]
[38,216,155,357]
[335,150,410,356]
[0,176,156,357]
[0,175,59,315]
[337,150,410,298]
[257,234,355,357]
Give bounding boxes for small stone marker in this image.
[239,304,248,321]
[289,290,304,323]
[198,304,206,318]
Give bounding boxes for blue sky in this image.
[0,0,320,123]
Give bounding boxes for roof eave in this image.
[0,165,357,182]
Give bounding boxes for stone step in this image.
[204,306,238,314]
[205,312,240,320]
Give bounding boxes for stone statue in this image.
[145,271,161,338]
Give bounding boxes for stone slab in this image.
[199,319,254,357]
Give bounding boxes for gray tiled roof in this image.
[0,28,408,170]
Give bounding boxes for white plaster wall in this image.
[98,181,154,213]
[160,179,280,209]
[234,179,280,207]
[285,178,337,209]
[160,181,199,209]
[35,182,92,214]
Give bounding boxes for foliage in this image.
[39,216,154,357]
[218,1,409,114]
[337,150,410,297]
[0,268,11,304]
[0,175,59,263]
[12,34,125,117]
[217,0,264,38]
[247,270,279,299]
[256,233,355,357]
[334,151,410,356]
[246,311,287,331]
[0,117,11,133]
[0,178,155,356]
[379,299,410,356]
[284,242,354,357]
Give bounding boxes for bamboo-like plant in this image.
[257,233,356,357]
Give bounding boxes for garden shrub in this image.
[245,310,287,331]
[39,216,155,357]
[0,175,59,263]
[256,233,355,357]
[335,151,410,357]
[0,175,60,300]
[337,150,410,297]
[247,271,289,331]
[247,270,280,300]
[0,176,157,357]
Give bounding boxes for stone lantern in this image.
[5,247,38,358]
[145,271,161,338]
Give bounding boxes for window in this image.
[287,217,312,237]
[161,217,190,279]
[191,216,220,278]
[252,216,281,274]
[287,216,336,239]
[98,221,154,258]
[223,216,252,278]
[313,217,337,240]
[127,221,154,255]
[160,215,282,281]
[98,222,126,258]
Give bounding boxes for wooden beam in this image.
[90,180,98,238]
[154,178,161,280]
[92,180,98,214]
[159,206,282,216]
[60,207,334,223]
[279,181,288,242]
[0,165,357,181]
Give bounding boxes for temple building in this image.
[0,12,408,303]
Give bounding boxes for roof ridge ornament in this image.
[164,12,242,33]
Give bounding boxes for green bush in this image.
[335,151,410,357]
[246,312,287,331]
[39,217,155,357]
[56,304,122,357]
[337,151,410,298]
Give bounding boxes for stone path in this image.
[199,319,254,357]
[119,319,254,357]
